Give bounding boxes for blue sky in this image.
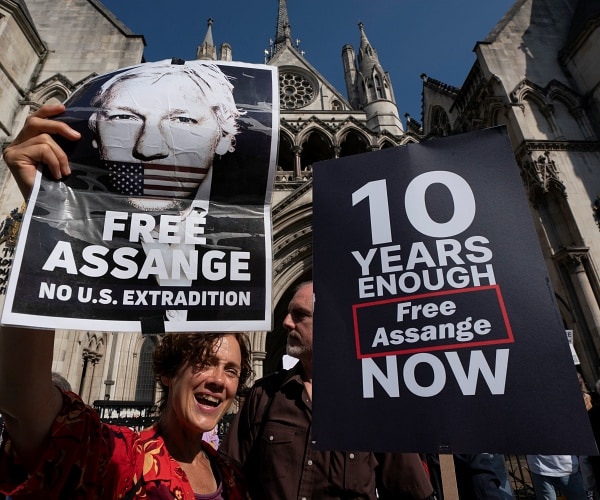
[100,0,514,124]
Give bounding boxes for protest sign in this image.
[2,59,278,333]
[312,127,597,454]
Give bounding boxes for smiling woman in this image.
[0,326,253,499]
[153,332,252,413]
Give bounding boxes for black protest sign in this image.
[2,60,278,333]
[312,127,596,454]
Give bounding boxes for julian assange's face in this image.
[283,283,314,362]
[163,334,241,435]
[94,72,223,199]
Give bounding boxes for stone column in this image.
[293,146,302,179]
[556,248,600,353]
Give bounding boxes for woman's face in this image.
[162,334,242,435]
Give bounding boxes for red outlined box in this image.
[352,285,514,359]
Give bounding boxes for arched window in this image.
[430,106,451,137]
[135,336,157,402]
[301,130,334,168]
[374,75,383,99]
[339,130,369,157]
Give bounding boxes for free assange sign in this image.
[312,127,597,454]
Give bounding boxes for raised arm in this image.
[2,104,80,199]
[0,105,80,466]
[0,327,61,467]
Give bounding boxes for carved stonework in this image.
[83,348,103,365]
[553,246,589,270]
[274,244,312,274]
[279,70,317,109]
[0,204,25,248]
[519,151,566,200]
[593,195,600,228]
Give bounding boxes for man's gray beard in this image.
[286,344,311,359]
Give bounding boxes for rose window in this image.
[279,71,316,109]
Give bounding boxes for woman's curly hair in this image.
[153,332,252,411]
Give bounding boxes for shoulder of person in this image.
[251,369,292,393]
[246,367,305,403]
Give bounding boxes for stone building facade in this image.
[0,0,146,404]
[1,0,600,407]
[420,0,600,388]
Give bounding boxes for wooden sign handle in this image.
[439,453,459,500]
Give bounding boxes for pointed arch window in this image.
[135,336,157,402]
[374,75,383,99]
[301,130,334,168]
[340,130,369,157]
[430,106,451,137]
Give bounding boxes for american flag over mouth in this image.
[107,162,209,198]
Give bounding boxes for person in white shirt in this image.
[526,455,587,500]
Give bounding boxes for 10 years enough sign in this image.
[311,127,596,455]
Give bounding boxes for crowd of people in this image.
[1,65,600,498]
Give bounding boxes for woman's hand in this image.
[2,104,81,199]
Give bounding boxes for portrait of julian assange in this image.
[5,59,278,332]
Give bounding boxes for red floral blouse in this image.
[0,390,249,499]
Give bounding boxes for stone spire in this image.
[354,22,404,134]
[357,22,380,78]
[273,0,292,54]
[196,18,217,60]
